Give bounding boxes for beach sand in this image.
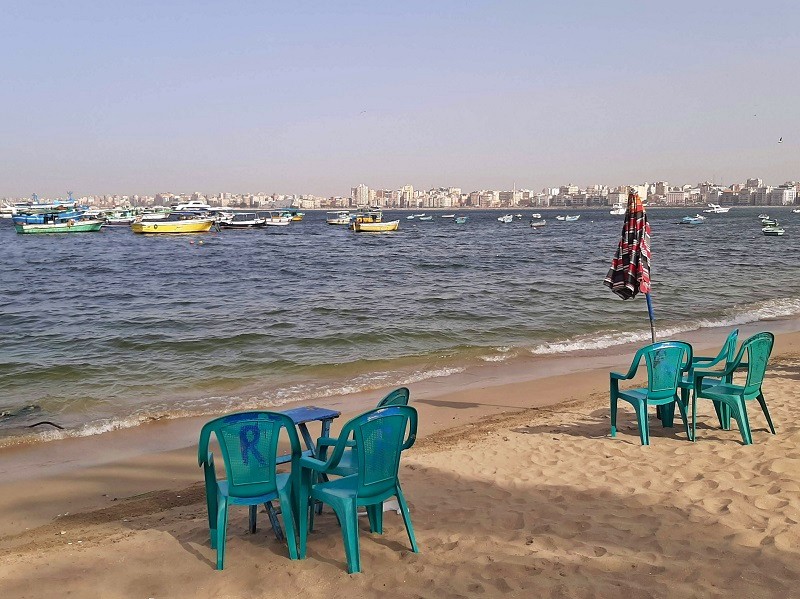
[1,331,799,598]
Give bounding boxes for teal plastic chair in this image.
[692,331,775,445]
[610,341,692,445]
[317,387,410,477]
[673,329,740,430]
[198,411,301,570]
[298,405,418,574]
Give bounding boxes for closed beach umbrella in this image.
[603,191,656,342]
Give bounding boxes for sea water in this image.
[2,207,798,444]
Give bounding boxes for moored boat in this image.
[564,215,580,222]
[455,216,468,224]
[762,225,785,236]
[530,219,546,228]
[441,214,456,218]
[219,212,265,228]
[609,201,626,215]
[326,210,352,225]
[15,218,104,234]
[497,214,514,223]
[703,203,731,213]
[131,212,214,234]
[418,215,433,221]
[260,211,292,226]
[352,219,400,232]
[680,216,704,225]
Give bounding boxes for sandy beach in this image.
[1,329,799,598]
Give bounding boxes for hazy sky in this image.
[2,1,798,198]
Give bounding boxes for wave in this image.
[530,297,800,354]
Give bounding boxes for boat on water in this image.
[15,218,104,234]
[793,209,800,214]
[455,216,468,224]
[555,215,565,221]
[259,211,292,226]
[103,209,139,226]
[418,215,433,221]
[131,212,214,234]
[762,225,785,236]
[12,208,86,225]
[515,213,523,219]
[406,215,415,220]
[530,219,546,228]
[412,213,426,218]
[282,207,305,221]
[760,217,778,226]
[610,201,626,215]
[703,203,731,214]
[498,214,514,223]
[564,215,580,222]
[680,216,705,225]
[530,213,541,219]
[172,200,213,212]
[441,214,456,218]
[758,213,769,219]
[326,210,352,225]
[219,212,265,228]
[352,217,400,232]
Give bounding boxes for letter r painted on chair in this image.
[239,424,267,466]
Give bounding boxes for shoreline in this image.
[2,324,799,530]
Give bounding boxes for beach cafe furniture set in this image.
[198,387,416,573]
[610,330,776,446]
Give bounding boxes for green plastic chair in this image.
[298,405,418,574]
[692,331,775,445]
[610,341,692,445]
[317,387,410,477]
[198,411,301,570]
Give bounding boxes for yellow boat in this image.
[131,215,214,234]
[352,218,400,232]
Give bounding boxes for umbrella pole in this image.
[645,292,656,343]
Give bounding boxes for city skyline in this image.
[2,1,798,197]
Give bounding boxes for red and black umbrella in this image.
[604,191,655,341]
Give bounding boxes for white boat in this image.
[515,213,523,219]
[758,213,769,219]
[564,215,580,222]
[530,219,546,228]
[530,213,541,219]
[497,214,514,223]
[762,226,785,236]
[441,214,456,218]
[792,209,800,214]
[610,201,626,215]
[260,211,291,226]
[703,203,731,214]
[555,215,565,221]
[406,215,415,220]
[173,200,213,211]
[680,216,704,225]
[326,210,352,225]
[413,213,426,217]
[219,212,266,228]
[418,215,433,221]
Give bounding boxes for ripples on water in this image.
[2,207,799,442]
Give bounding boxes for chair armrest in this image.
[199,450,214,468]
[317,437,355,448]
[610,371,628,380]
[299,455,329,472]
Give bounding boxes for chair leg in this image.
[660,401,675,428]
[632,401,649,445]
[755,393,776,434]
[366,503,383,534]
[396,486,418,553]
[674,397,691,440]
[729,400,752,445]
[298,469,312,560]
[216,496,229,570]
[332,502,361,574]
[610,395,618,437]
[265,501,284,542]
[714,401,732,430]
[249,505,257,534]
[278,487,298,560]
[691,392,697,442]
[203,468,218,549]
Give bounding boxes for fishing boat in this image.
[412,213,426,218]
[12,208,86,225]
[441,214,456,218]
[455,216,468,224]
[761,217,778,226]
[762,225,785,236]
[131,212,214,234]
[418,215,433,221]
[530,219,546,228]
[530,213,542,219]
[610,201,626,215]
[219,212,265,228]
[555,215,565,221]
[103,209,139,226]
[680,216,705,225]
[352,217,400,232]
[497,214,514,223]
[406,215,415,220]
[283,207,305,221]
[326,210,352,225]
[564,215,580,222]
[703,203,731,213]
[352,209,383,224]
[261,211,292,226]
[15,218,104,234]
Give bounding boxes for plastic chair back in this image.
[198,411,300,499]
[741,332,774,396]
[377,387,410,407]
[643,342,691,401]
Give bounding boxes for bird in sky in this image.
[779,137,783,143]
